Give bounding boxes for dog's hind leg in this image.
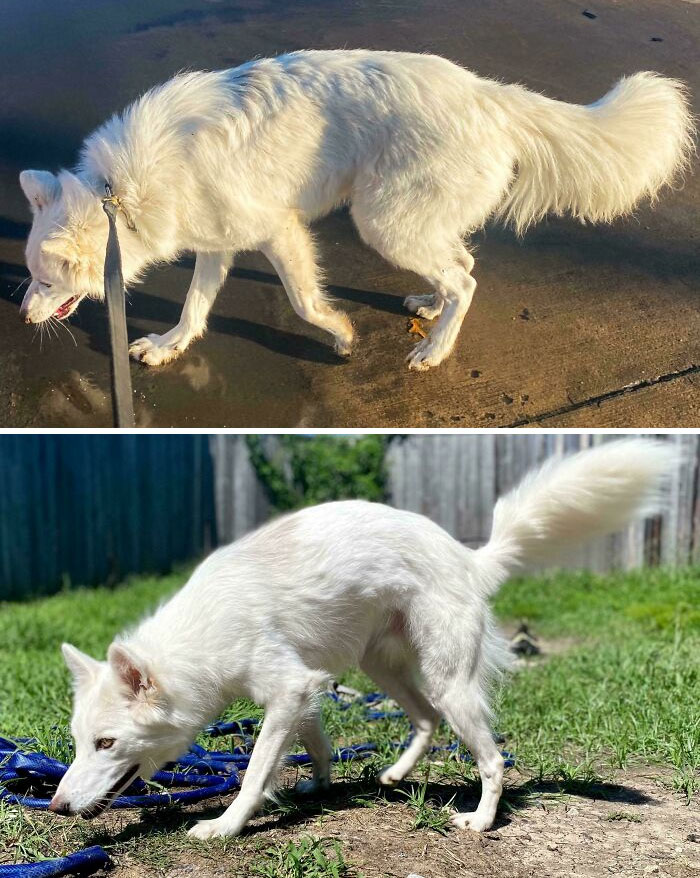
[295,709,333,795]
[351,189,477,369]
[405,249,477,371]
[360,651,441,787]
[432,676,504,832]
[130,250,233,366]
[188,668,327,840]
[378,245,477,371]
[261,214,354,356]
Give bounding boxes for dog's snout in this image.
[48,796,73,816]
[18,299,33,323]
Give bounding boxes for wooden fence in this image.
[387,433,700,571]
[0,435,216,600]
[209,435,270,542]
[2,434,698,600]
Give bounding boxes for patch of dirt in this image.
[94,766,699,878]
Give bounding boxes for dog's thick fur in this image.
[20,51,693,370]
[52,439,675,838]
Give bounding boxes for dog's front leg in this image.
[188,681,320,840]
[262,215,354,356]
[130,250,233,366]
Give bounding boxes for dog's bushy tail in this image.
[475,439,678,592]
[495,72,695,234]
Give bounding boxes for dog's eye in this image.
[38,281,52,288]
[95,737,115,750]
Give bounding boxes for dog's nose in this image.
[48,796,73,816]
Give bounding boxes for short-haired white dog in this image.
[50,439,674,838]
[19,50,692,370]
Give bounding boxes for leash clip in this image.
[101,182,137,232]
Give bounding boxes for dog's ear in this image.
[19,170,60,212]
[62,642,100,685]
[107,643,158,700]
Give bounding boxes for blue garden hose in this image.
[0,691,514,877]
[0,847,110,878]
[0,741,240,810]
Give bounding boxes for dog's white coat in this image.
[54,439,675,837]
[19,50,693,369]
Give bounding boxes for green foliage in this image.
[0,799,69,863]
[251,836,356,878]
[606,810,642,823]
[396,771,455,835]
[493,566,700,800]
[490,566,700,637]
[245,436,389,510]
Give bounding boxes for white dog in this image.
[19,50,692,371]
[49,439,674,838]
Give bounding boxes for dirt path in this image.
[100,766,700,878]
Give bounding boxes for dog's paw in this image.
[377,766,403,787]
[334,335,353,358]
[188,817,238,841]
[129,330,190,366]
[406,337,444,371]
[403,294,443,321]
[332,318,354,358]
[450,811,493,832]
[294,776,330,796]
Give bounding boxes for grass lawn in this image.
[1,565,699,875]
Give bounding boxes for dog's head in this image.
[18,170,109,325]
[50,642,187,818]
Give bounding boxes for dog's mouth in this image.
[79,764,140,819]
[53,295,80,320]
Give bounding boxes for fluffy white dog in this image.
[19,51,693,369]
[49,439,674,838]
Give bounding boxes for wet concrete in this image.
[1,0,698,427]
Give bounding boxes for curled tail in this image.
[496,72,695,234]
[475,439,678,591]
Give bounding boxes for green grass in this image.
[251,836,355,878]
[395,770,455,835]
[492,567,700,799]
[1,564,699,868]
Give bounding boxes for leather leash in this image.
[101,183,135,428]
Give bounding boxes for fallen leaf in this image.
[408,318,427,338]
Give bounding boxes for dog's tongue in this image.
[53,296,78,320]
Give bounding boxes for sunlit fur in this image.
[53,439,676,836]
[19,54,694,361]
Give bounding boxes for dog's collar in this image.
[101,182,137,233]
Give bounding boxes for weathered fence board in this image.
[387,433,697,571]
[208,436,270,543]
[0,435,216,600]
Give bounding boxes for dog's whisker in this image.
[54,316,78,347]
[45,318,58,342]
[10,276,31,298]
